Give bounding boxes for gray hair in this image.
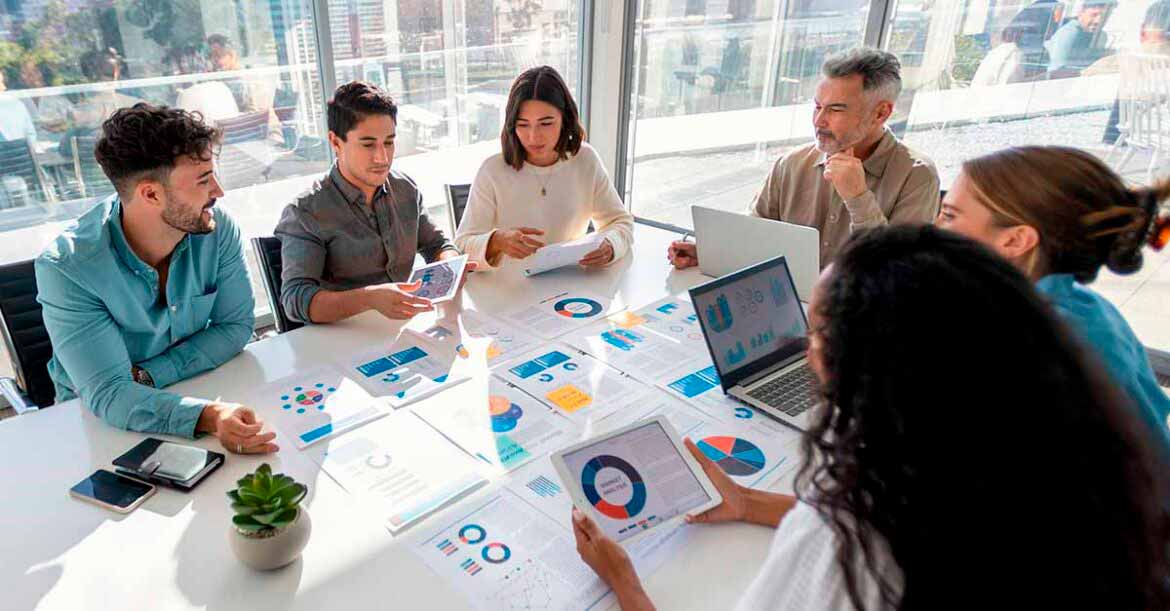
[821,47,902,103]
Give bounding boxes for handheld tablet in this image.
[409,255,468,302]
[551,415,722,545]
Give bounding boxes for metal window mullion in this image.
[613,0,639,208]
[311,0,337,161]
[864,0,898,49]
[578,0,594,134]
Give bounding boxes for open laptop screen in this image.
[689,255,809,387]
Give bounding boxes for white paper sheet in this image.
[496,347,652,428]
[247,365,386,449]
[414,378,578,472]
[413,492,611,611]
[523,234,603,276]
[344,331,471,408]
[318,411,487,532]
[458,309,542,367]
[501,290,619,339]
[566,297,711,385]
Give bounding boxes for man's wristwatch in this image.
[132,365,155,388]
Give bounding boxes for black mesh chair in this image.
[0,259,54,412]
[444,183,471,236]
[251,236,303,334]
[0,138,53,207]
[68,135,115,200]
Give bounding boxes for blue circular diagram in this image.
[458,524,486,545]
[554,297,603,319]
[481,542,511,564]
[581,454,647,520]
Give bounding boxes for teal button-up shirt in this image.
[35,195,254,437]
[1037,274,1170,453]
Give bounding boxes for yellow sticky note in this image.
[609,311,647,329]
[546,384,592,413]
[486,342,503,360]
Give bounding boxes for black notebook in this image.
[112,438,224,491]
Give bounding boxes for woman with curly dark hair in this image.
[570,225,1170,610]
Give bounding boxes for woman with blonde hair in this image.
[936,145,1170,448]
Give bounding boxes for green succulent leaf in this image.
[275,483,307,508]
[231,502,260,516]
[237,487,264,504]
[268,507,299,529]
[226,490,243,504]
[232,514,268,533]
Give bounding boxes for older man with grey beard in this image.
[668,47,940,268]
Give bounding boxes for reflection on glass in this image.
[626,0,869,228]
[887,0,1166,188]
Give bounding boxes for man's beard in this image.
[161,194,216,235]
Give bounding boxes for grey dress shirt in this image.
[275,165,456,323]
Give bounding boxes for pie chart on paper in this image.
[697,436,766,476]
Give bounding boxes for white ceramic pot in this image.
[228,508,311,570]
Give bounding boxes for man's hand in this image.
[487,227,546,261]
[823,147,868,201]
[364,281,433,320]
[198,403,279,454]
[667,240,698,269]
[578,238,615,268]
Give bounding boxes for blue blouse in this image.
[1036,274,1170,453]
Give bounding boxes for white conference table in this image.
[1,224,790,610]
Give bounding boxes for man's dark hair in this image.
[327,81,398,140]
[206,33,233,49]
[94,103,221,197]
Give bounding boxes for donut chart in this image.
[697,436,766,476]
[488,395,524,433]
[458,524,486,545]
[581,454,647,520]
[481,542,511,564]
[554,297,603,319]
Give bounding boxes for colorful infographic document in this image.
[414,492,611,611]
[658,362,802,434]
[318,412,487,532]
[566,297,711,384]
[414,378,578,472]
[684,416,800,489]
[345,330,470,408]
[248,365,386,449]
[458,309,542,367]
[497,347,651,427]
[502,290,619,339]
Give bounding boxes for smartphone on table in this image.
[69,469,156,513]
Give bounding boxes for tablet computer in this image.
[551,415,722,545]
[409,255,468,303]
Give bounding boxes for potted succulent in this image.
[227,463,312,570]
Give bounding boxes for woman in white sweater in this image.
[455,66,633,269]
[570,226,1169,610]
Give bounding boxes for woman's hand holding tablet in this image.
[550,415,724,545]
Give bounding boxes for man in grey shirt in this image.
[276,81,466,323]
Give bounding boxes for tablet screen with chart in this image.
[409,255,468,302]
[558,420,713,542]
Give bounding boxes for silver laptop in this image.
[689,254,819,431]
[692,205,820,302]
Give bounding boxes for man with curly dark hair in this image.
[35,103,278,455]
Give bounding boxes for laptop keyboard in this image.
[745,365,819,417]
